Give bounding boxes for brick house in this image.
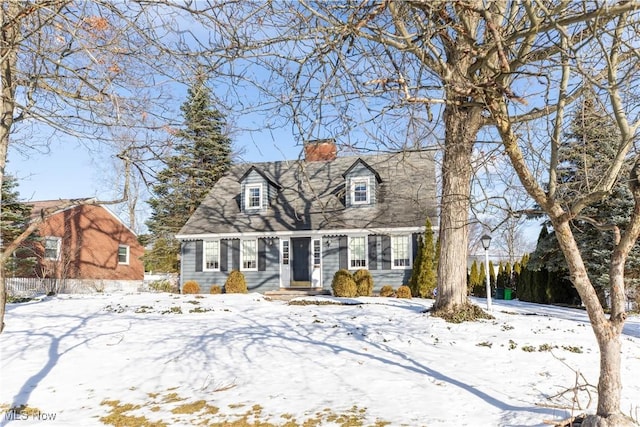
[19,201,144,281]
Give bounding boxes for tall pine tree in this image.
[1,175,37,277]
[529,90,640,306]
[145,77,232,272]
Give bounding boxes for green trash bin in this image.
[495,288,505,299]
[504,288,513,300]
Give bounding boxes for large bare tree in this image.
[0,1,196,332]
[479,6,639,426]
[183,2,639,318]
[176,1,640,422]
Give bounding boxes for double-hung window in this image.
[349,236,367,268]
[351,178,369,205]
[245,184,262,209]
[118,245,130,265]
[204,240,220,270]
[391,235,411,268]
[44,237,61,260]
[241,239,257,270]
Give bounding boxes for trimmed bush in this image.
[225,270,248,294]
[379,285,395,297]
[353,269,374,297]
[331,269,357,297]
[149,279,175,293]
[209,285,222,294]
[396,285,412,299]
[182,280,200,294]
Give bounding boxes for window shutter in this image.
[368,235,378,270]
[412,233,420,262]
[231,239,240,270]
[338,236,348,269]
[381,235,391,270]
[195,240,203,272]
[258,238,267,271]
[220,240,228,271]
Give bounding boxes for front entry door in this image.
[291,237,311,282]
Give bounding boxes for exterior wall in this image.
[181,238,281,293]
[181,231,426,294]
[320,234,413,292]
[32,205,144,280]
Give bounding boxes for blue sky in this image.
[6,121,303,202]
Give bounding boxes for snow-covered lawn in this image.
[1,292,639,426]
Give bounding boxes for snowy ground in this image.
[1,292,639,426]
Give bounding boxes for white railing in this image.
[5,277,146,297]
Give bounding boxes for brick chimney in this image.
[304,139,337,162]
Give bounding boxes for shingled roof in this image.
[177,149,437,238]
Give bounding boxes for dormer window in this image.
[351,178,370,205]
[246,184,262,209]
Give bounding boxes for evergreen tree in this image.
[409,217,437,298]
[146,77,232,272]
[529,91,639,306]
[1,175,37,276]
[476,261,487,297]
[468,260,479,295]
[488,260,496,289]
[504,262,513,289]
[496,262,506,289]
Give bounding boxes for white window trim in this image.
[245,183,263,210]
[44,236,61,261]
[281,239,290,265]
[118,244,130,265]
[391,235,412,270]
[312,238,321,268]
[241,239,258,271]
[203,240,220,271]
[348,235,368,268]
[350,177,370,205]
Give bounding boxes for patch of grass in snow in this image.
[6,295,35,303]
[100,399,166,427]
[431,302,494,323]
[171,400,218,415]
[0,403,44,417]
[96,392,393,427]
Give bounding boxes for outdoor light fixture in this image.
[481,234,492,311]
[481,234,492,251]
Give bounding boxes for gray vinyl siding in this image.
[180,239,281,293]
[321,236,342,288]
[320,234,413,292]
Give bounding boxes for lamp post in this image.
[481,234,492,311]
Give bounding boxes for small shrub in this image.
[379,285,395,297]
[353,269,374,297]
[209,285,222,294]
[149,279,175,293]
[331,269,357,297]
[225,270,248,294]
[396,285,412,299]
[182,281,200,294]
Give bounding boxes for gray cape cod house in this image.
[176,140,437,293]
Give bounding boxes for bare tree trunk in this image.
[0,1,19,334]
[434,101,483,312]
